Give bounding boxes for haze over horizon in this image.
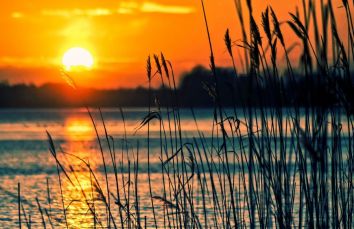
[0,0,349,89]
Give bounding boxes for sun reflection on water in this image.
[62,117,106,228]
[65,170,94,227]
[65,118,95,141]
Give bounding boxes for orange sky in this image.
[0,0,349,88]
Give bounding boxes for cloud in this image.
[41,8,113,17]
[38,2,194,17]
[141,2,195,14]
[0,56,55,67]
[116,8,134,15]
[11,12,24,19]
[119,2,195,15]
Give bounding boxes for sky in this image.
[0,0,349,89]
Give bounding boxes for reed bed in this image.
[15,0,353,228]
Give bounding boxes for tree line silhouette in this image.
[0,65,352,108]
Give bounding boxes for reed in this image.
[18,183,21,229]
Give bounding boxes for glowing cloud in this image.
[141,2,195,14]
[42,8,113,17]
[39,2,194,17]
[11,12,24,18]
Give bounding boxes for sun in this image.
[62,47,94,71]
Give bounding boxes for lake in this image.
[0,108,352,228]
[0,108,222,228]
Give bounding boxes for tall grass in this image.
[15,0,354,228]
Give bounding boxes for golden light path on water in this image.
[62,117,99,228]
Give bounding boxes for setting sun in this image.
[62,47,94,71]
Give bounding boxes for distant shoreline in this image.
[1,66,350,108]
